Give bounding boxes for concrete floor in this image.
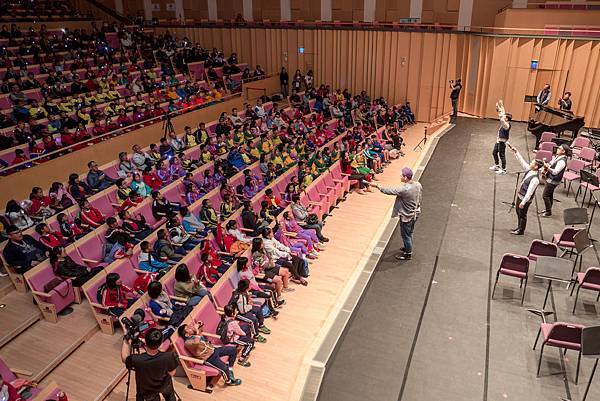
[318,118,600,401]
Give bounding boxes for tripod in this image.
[413,126,428,151]
[501,170,525,213]
[124,337,142,401]
[162,113,175,139]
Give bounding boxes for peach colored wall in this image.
[458,35,600,128]
[495,8,600,29]
[1,97,245,206]
[375,0,411,22]
[156,26,458,123]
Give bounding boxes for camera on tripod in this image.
[121,308,148,342]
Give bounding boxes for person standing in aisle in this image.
[370,167,422,261]
[279,67,289,98]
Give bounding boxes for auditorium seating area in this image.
[0,26,415,393]
[0,0,93,22]
[0,23,268,175]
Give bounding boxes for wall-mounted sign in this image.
[298,47,305,54]
[151,3,160,11]
[166,3,175,11]
[531,60,539,70]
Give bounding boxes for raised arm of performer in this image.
[490,100,511,174]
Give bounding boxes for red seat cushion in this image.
[499,268,527,279]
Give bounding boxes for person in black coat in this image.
[3,225,46,274]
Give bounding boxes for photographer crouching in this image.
[121,327,180,401]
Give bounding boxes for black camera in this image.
[121,308,146,341]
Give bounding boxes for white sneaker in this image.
[495,169,507,175]
[489,165,500,171]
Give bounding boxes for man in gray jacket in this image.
[370,167,422,260]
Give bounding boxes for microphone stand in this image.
[501,170,526,213]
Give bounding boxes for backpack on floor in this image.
[95,283,107,304]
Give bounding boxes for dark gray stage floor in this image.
[317,118,600,401]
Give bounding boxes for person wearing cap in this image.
[370,167,422,260]
[507,144,543,235]
[540,144,569,217]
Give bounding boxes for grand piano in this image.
[527,104,585,147]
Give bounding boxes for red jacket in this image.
[80,207,105,228]
[39,231,65,249]
[143,172,162,190]
[101,284,134,308]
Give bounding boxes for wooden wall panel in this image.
[375,0,411,22]
[158,27,456,122]
[219,0,244,20]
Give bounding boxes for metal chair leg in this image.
[576,350,582,385]
[570,281,577,296]
[521,278,528,305]
[491,271,500,300]
[596,291,600,302]
[534,328,542,350]
[537,343,545,376]
[573,286,581,314]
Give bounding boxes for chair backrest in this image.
[581,326,600,357]
[528,240,558,259]
[559,227,579,243]
[535,150,553,163]
[566,159,586,173]
[572,136,590,149]
[539,141,555,152]
[563,207,589,226]
[500,253,529,274]
[573,229,592,253]
[0,358,16,382]
[579,147,596,162]
[582,267,600,286]
[548,323,584,344]
[540,132,557,143]
[210,275,235,307]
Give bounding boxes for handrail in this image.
[150,18,600,39]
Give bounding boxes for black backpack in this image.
[96,283,107,304]
[216,316,229,344]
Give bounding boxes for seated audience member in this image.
[167,216,201,251]
[198,252,222,287]
[223,303,261,365]
[173,264,212,306]
[57,212,86,242]
[236,256,283,309]
[49,181,75,210]
[119,209,153,240]
[5,199,34,230]
[87,160,116,191]
[131,172,152,197]
[49,246,102,287]
[79,199,105,229]
[35,223,67,250]
[178,322,244,387]
[179,206,207,237]
[28,186,55,218]
[143,166,163,191]
[101,272,137,317]
[3,225,47,274]
[261,227,308,285]
[154,229,185,263]
[241,201,268,237]
[230,279,272,336]
[137,241,171,272]
[282,211,324,252]
[290,194,328,242]
[199,199,218,231]
[151,190,180,220]
[68,173,94,203]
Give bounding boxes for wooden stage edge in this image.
[290,119,451,401]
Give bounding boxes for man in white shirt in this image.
[536,84,551,112]
[540,144,569,217]
[508,144,543,235]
